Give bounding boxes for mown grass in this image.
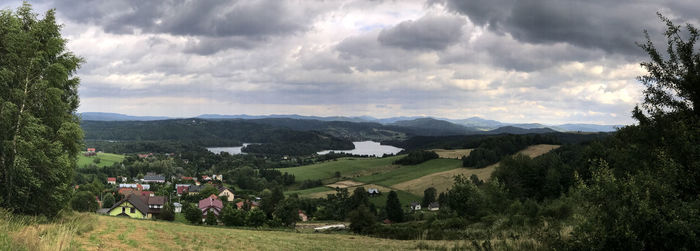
[77,152,125,168]
[368,190,422,208]
[278,156,403,181]
[0,209,96,251]
[72,215,468,250]
[354,158,462,187]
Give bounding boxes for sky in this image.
[2,0,699,125]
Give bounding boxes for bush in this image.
[183,204,202,224]
[349,205,376,233]
[102,193,115,208]
[70,191,98,212]
[246,209,266,227]
[221,206,246,226]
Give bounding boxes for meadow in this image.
[278,156,402,181]
[77,152,125,168]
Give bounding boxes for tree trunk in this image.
[7,72,32,203]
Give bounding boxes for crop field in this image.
[354,158,462,187]
[393,144,561,195]
[70,215,460,250]
[277,156,403,181]
[431,149,474,159]
[77,152,125,168]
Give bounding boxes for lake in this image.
[207,143,254,155]
[317,141,403,156]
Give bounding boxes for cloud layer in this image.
[5,0,698,124]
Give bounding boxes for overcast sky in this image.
[3,0,699,124]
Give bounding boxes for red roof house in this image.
[199,194,223,218]
[107,177,117,185]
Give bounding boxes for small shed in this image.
[173,202,183,213]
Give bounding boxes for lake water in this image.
[317,141,403,156]
[207,143,254,155]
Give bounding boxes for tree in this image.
[260,187,284,218]
[221,205,246,226]
[636,13,700,119]
[385,191,403,223]
[70,191,98,212]
[246,209,266,227]
[199,184,218,199]
[205,211,218,225]
[350,187,369,210]
[0,3,84,217]
[447,175,486,219]
[159,203,175,221]
[183,203,202,224]
[348,205,376,233]
[93,157,101,164]
[102,193,115,208]
[273,197,299,227]
[421,187,436,207]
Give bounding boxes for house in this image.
[410,202,421,211]
[107,177,116,185]
[368,188,380,196]
[143,172,165,183]
[175,184,191,195]
[199,194,223,220]
[428,202,440,211]
[218,187,235,202]
[212,174,223,181]
[87,148,96,153]
[173,202,183,213]
[146,196,165,218]
[107,194,166,219]
[201,175,212,181]
[119,184,151,190]
[298,210,308,222]
[235,200,259,210]
[187,185,202,195]
[137,153,154,159]
[181,176,195,181]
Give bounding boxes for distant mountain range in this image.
[79,112,623,133]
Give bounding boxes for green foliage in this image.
[246,209,266,227]
[385,191,403,223]
[102,193,115,208]
[221,205,246,226]
[70,191,98,212]
[159,203,175,221]
[299,179,323,189]
[272,197,299,227]
[205,211,217,225]
[462,134,557,168]
[421,187,436,207]
[392,150,439,165]
[350,187,369,210]
[199,184,219,199]
[0,3,84,217]
[446,175,486,219]
[183,203,201,224]
[349,205,376,234]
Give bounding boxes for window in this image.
[130,208,135,213]
[122,207,125,213]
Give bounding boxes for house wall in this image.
[219,190,235,202]
[108,201,146,219]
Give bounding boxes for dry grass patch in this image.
[326,180,365,189]
[72,215,466,250]
[516,144,560,158]
[431,149,473,159]
[393,144,560,195]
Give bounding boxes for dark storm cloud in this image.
[377,14,466,50]
[54,0,310,37]
[440,0,697,55]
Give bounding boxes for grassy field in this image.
[285,186,333,196]
[278,156,403,181]
[431,149,473,159]
[77,152,125,168]
[354,158,462,187]
[70,215,465,250]
[393,144,561,195]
